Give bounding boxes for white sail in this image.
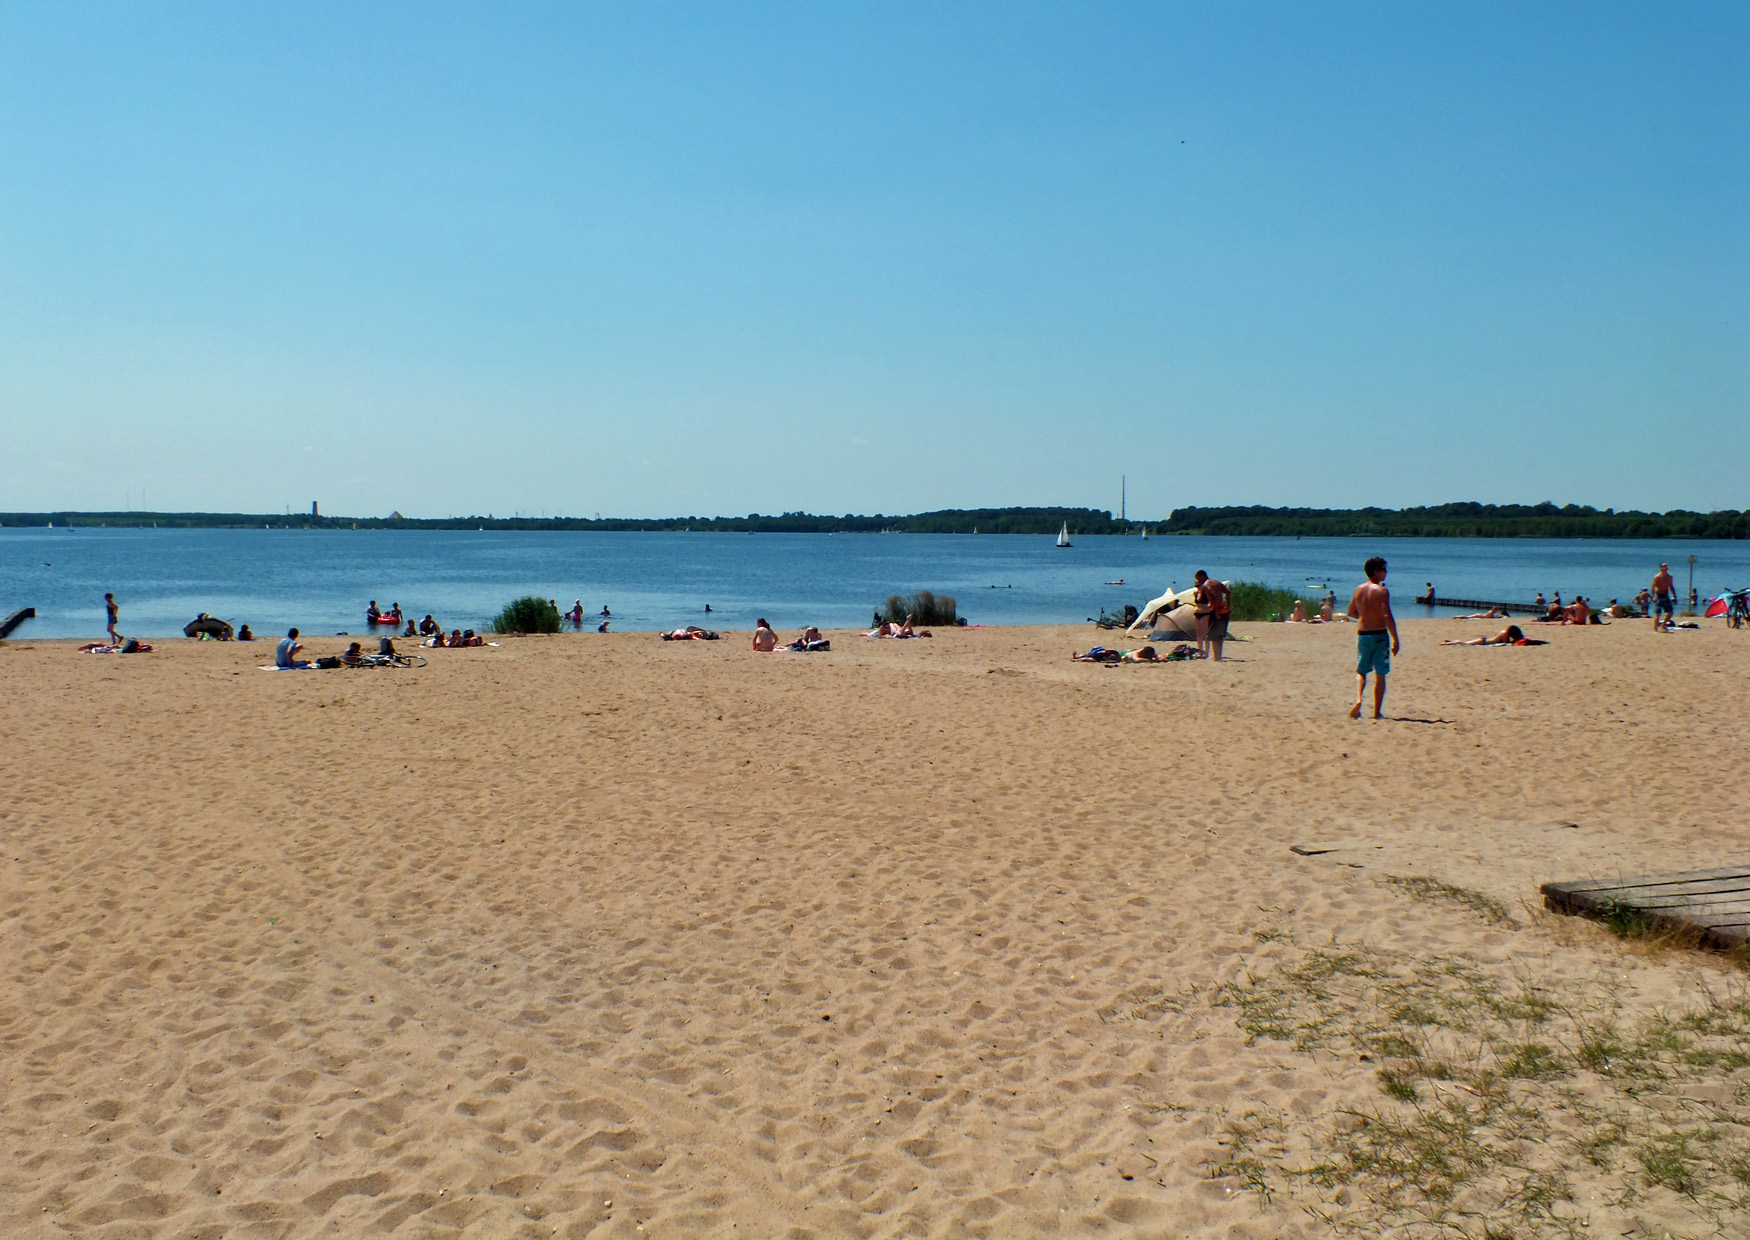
[1056,521,1071,548]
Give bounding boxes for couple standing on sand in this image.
[1191,571,1230,660]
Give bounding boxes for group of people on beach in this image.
[95,553,1705,705]
[1285,596,1339,624]
[752,620,831,651]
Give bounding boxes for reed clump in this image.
[491,596,562,634]
[1228,581,1327,622]
[880,591,958,626]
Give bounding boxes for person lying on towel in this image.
[1440,625,1545,646]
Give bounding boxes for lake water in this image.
[3,526,1747,640]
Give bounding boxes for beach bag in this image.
[315,655,343,669]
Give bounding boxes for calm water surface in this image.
[3,527,1747,639]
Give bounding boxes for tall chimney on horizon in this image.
[312,501,319,517]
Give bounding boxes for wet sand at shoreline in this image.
[3,620,1747,1238]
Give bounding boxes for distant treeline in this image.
[5,502,1745,539]
[0,506,1130,535]
[1162,503,1749,540]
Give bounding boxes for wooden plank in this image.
[1602,884,1750,906]
[1544,867,1750,895]
[1541,865,1750,949]
[1615,884,1750,903]
[1624,897,1750,916]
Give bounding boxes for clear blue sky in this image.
[2,3,1744,519]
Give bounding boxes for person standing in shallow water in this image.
[1347,557,1399,720]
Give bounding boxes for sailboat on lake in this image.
[1057,521,1072,548]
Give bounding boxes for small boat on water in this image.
[1140,527,1149,540]
[1057,522,1072,548]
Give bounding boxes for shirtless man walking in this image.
[1347,557,1399,719]
[1650,562,1675,632]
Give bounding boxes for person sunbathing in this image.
[419,614,440,636]
[1319,598,1335,622]
[1288,601,1308,622]
[784,626,829,651]
[1461,606,1508,619]
[1442,625,1527,646]
[663,626,718,640]
[751,618,779,651]
[1121,645,1160,662]
[341,641,366,666]
[1564,599,1589,624]
[236,625,254,641]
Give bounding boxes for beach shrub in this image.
[491,595,562,634]
[881,591,958,626]
[1228,582,1326,622]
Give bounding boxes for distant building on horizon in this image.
[312,500,319,517]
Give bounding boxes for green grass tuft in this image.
[491,595,562,634]
[1227,581,1328,622]
[1386,875,1521,928]
[879,590,957,626]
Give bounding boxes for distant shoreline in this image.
[2,502,1745,539]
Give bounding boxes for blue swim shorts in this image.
[1357,630,1391,677]
[1654,593,1674,615]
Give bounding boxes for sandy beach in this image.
[3,619,1747,1239]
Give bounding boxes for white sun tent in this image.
[1141,604,1199,637]
[1126,583,1228,636]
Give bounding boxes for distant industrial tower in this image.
[312,501,319,517]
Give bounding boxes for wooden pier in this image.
[1541,866,1750,948]
[1414,596,1544,615]
[0,607,34,639]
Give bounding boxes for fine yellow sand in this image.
[3,620,1747,1239]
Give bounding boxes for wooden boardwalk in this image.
[1541,866,1750,948]
[1416,596,1546,615]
